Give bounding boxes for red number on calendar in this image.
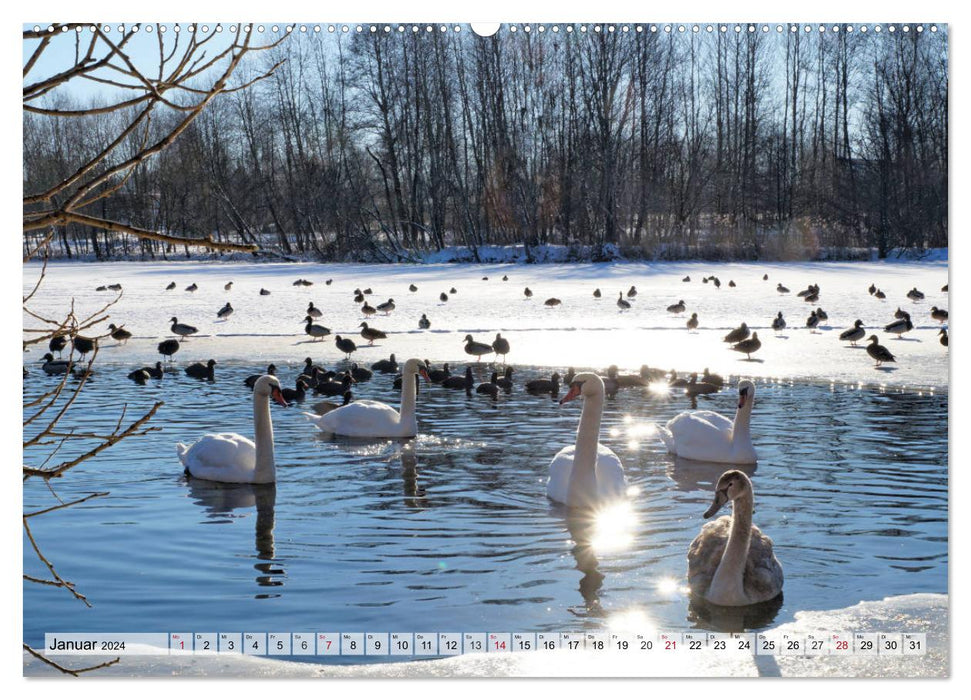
[836,640,849,650]
[665,640,676,650]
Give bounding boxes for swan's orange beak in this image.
[560,383,582,405]
[420,368,430,382]
[271,387,288,407]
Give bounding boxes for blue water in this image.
[22,362,948,659]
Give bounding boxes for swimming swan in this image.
[177,375,288,484]
[305,358,428,438]
[687,470,783,606]
[656,380,757,464]
[547,373,627,508]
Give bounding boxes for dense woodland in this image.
[23,24,948,262]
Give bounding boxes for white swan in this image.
[547,373,627,508]
[176,375,288,484]
[305,358,428,438]
[656,380,757,464]
[687,470,783,606]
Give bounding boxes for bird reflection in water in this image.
[666,456,758,493]
[687,594,783,632]
[399,443,427,507]
[186,479,285,597]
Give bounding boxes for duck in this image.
[311,391,353,416]
[476,372,500,399]
[640,365,667,382]
[615,367,647,388]
[141,362,164,380]
[393,372,421,392]
[702,369,724,387]
[169,317,198,341]
[547,373,627,508]
[245,364,277,389]
[702,277,709,284]
[306,302,323,319]
[463,334,494,361]
[95,285,107,291]
[107,324,132,344]
[259,288,271,296]
[495,366,514,392]
[216,302,233,320]
[931,306,948,323]
[657,380,758,464]
[544,297,562,307]
[41,353,71,374]
[305,358,429,438]
[884,312,913,337]
[440,292,449,302]
[686,373,719,397]
[866,335,896,366]
[668,370,688,388]
[427,361,450,383]
[617,292,631,311]
[687,313,699,331]
[771,312,786,333]
[776,283,790,294]
[73,335,96,360]
[185,283,198,292]
[667,300,686,314]
[177,375,287,484]
[762,274,769,281]
[797,284,814,298]
[730,333,761,360]
[449,287,458,295]
[315,373,354,397]
[128,369,150,385]
[713,278,722,289]
[158,339,180,362]
[224,281,233,291]
[364,287,374,295]
[371,353,398,374]
[803,290,820,304]
[939,328,948,347]
[185,359,217,381]
[304,316,331,341]
[868,282,877,295]
[907,287,925,302]
[359,322,387,345]
[355,291,365,303]
[281,379,309,403]
[687,470,783,606]
[840,320,866,346]
[441,366,474,392]
[805,310,820,333]
[492,333,510,362]
[728,280,736,288]
[723,323,750,344]
[335,335,357,359]
[48,334,68,357]
[166,281,176,291]
[942,283,948,292]
[503,275,509,281]
[526,372,560,396]
[524,287,533,298]
[360,301,377,317]
[418,314,431,329]
[683,276,691,283]
[815,308,828,322]
[602,366,620,399]
[563,368,576,385]
[875,289,887,299]
[350,363,373,383]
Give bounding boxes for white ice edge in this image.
[23,593,947,678]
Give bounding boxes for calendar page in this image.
[21,6,950,683]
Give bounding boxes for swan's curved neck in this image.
[732,397,753,444]
[253,393,276,483]
[709,493,753,603]
[568,388,604,508]
[399,369,419,425]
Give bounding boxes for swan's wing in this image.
[666,411,735,461]
[546,446,575,504]
[686,516,731,597]
[316,400,403,437]
[595,444,627,499]
[684,410,734,432]
[743,525,785,603]
[180,433,256,482]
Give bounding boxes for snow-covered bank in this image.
[23,259,949,390]
[23,594,947,677]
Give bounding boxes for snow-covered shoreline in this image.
[23,259,949,391]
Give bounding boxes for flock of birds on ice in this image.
[32,270,949,609]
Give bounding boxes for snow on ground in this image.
[22,593,946,677]
[23,259,949,390]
